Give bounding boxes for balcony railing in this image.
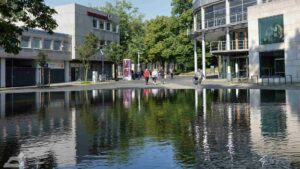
[210,40,248,52]
[205,17,226,29]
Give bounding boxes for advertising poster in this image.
[123,59,132,80]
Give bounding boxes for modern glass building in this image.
[192,0,300,82]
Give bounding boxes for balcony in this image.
[210,40,248,53]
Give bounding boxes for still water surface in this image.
[0,89,299,168]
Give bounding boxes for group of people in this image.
[143,68,173,85]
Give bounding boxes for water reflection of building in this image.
[0,92,76,168]
[250,89,300,164]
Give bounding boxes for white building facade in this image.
[193,0,300,83]
[0,3,120,87]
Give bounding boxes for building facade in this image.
[193,0,300,83]
[0,3,120,87]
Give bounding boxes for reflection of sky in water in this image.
[0,89,299,168]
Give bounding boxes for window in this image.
[204,2,225,28]
[260,50,285,77]
[99,20,104,30]
[106,22,111,31]
[43,39,52,49]
[259,15,284,45]
[93,19,98,29]
[53,40,61,51]
[112,23,117,32]
[21,36,30,48]
[62,41,69,51]
[31,37,41,49]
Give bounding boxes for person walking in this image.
[152,69,158,85]
[159,68,165,84]
[143,68,150,85]
[169,68,174,79]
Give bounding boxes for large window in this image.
[43,39,52,49]
[31,37,41,49]
[259,15,284,45]
[53,40,61,51]
[204,2,225,28]
[21,36,30,48]
[230,0,256,23]
[260,50,285,77]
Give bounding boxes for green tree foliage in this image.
[0,0,57,54]
[99,0,145,61]
[37,51,47,67]
[76,33,100,82]
[103,42,124,80]
[144,16,175,65]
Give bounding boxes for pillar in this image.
[226,56,232,81]
[35,63,40,85]
[235,62,239,78]
[0,93,5,119]
[202,33,206,78]
[225,0,230,24]
[194,39,198,73]
[64,61,70,82]
[201,7,205,29]
[193,14,197,31]
[257,0,263,4]
[1,58,6,88]
[226,27,230,51]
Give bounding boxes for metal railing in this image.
[250,75,293,85]
[210,40,248,52]
[205,17,226,29]
[230,12,247,24]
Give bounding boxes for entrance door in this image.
[274,58,285,76]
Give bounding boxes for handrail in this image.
[253,75,293,85]
[210,40,248,52]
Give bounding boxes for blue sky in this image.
[45,0,172,20]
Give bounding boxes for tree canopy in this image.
[0,0,57,54]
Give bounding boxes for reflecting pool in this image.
[0,89,300,168]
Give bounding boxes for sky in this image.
[44,0,172,20]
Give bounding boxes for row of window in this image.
[21,36,70,51]
[92,19,118,33]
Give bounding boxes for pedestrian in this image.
[143,68,150,85]
[159,68,165,84]
[152,68,158,85]
[169,68,174,79]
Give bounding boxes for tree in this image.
[0,0,57,54]
[76,33,100,82]
[37,51,48,85]
[99,0,145,61]
[103,42,124,80]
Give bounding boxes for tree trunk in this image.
[85,67,88,82]
[114,63,118,81]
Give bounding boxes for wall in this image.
[248,0,300,82]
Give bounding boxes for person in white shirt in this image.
[152,69,158,85]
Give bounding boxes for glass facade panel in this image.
[53,40,61,51]
[259,15,284,45]
[31,37,41,49]
[21,36,30,48]
[205,2,225,28]
[43,39,52,49]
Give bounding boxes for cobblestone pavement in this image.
[1,76,300,94]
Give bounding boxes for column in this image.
[201,7,205,29]
[0,93,5,119]
[193,13,197,31]
[257,0,263,4]
[35,63,40,85]
[226,0,230,24]
[194,39,198,73]
[202,33,206,78]
[226,27,230,51]
[226,56,232,81]
[1,58,6,88]
[235,61,239,78]
[64,61,70,82]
